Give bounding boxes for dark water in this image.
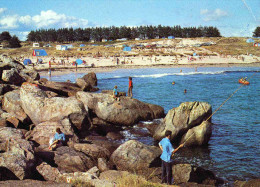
[44,67,260,182]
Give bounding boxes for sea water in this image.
[44,66,260,182]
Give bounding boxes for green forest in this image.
[27,25,221,42]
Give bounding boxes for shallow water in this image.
[43,66,260,182]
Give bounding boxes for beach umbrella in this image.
[75,59,83,65]
[23,59,32,65]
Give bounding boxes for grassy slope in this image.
[1,37,260,58]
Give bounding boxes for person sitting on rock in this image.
[113,85,120,101]
[49,128,65,151]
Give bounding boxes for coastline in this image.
[38,61,260,76]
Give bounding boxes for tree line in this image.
[0,31,21,48]
[27,25,221,42]
[253,27,260,37]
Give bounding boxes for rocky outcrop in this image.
[36,162,61,181]
[20,83,90,131]
[110,140,161,172]
[172,164,224,186]
[102,90,126,96]
[0,127,36,180]
[72,143,111,160]
[0,55,25,77]
[180,121,212,146]
[99,170,131,182]
[2,68,26,85]
[2,90,30,124]
[76,92,165,126]
[0,84,15,95]
[54,146,95,173]
[43,81,82,97]
[20,68,40,81]
[98,158,110,172]
[76,78,92,91]
[234,179,260,187]
[0,180,71,187]
[153,102,212,144]
[82,72,97,86]
[76,72,99,92]
[30,119,78,145]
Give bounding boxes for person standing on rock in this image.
[159,130,184,185]
[49,128,65,151]
[128,77,133,98]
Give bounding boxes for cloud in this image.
[0,15,19,29]
[0,9,93,40]
[0,8,7,14]
[200,8,228,21]
[0,10,91,30]
[18,10,90,29]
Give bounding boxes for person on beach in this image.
[113,85,120,101]
[49,128,65,151]
[128,77,133,98]
[159,130,184,185]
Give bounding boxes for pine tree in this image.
[253,27,260,37]
[8,35,21,48]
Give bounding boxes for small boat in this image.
[239,78,249,85]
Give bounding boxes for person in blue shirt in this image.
[49,128,66,151]
[159,130,184,185]
[113,85,120,101]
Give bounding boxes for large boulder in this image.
[76,78,92,91]
[72,143,111,160]
[153,102,212,142]
[82,72,97,86]
[99,170,131,182]
[172,164,224,185]
[110,140,161,172]
[180,121,212,146]
[0,55,25,78]
[2,68,26,85]
[76,92,165,126]
[0,84,14,95]
[0,127,36,180]
[234,179,260,187]
[20,83,90,131]
[2,90,30,124]
[102,90,126,96]
[54,146,95,173]
[30,119,78,145]
[20,68,40,81]
[59,171,114,187]
[36,162,61,182]
[43,81,82,97]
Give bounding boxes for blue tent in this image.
[193,52,197,56]
[246,38,255,43]
[80,44,85,47]
[168,36,175,39]
[75,59,83,65]
[23,59,32,65]
[33,49,48,56]
[123,46,131,51]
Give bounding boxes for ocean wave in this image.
[101,70,259,80]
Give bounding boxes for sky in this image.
[0,0,259,41]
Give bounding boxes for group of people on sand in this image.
[113,76,133,101]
